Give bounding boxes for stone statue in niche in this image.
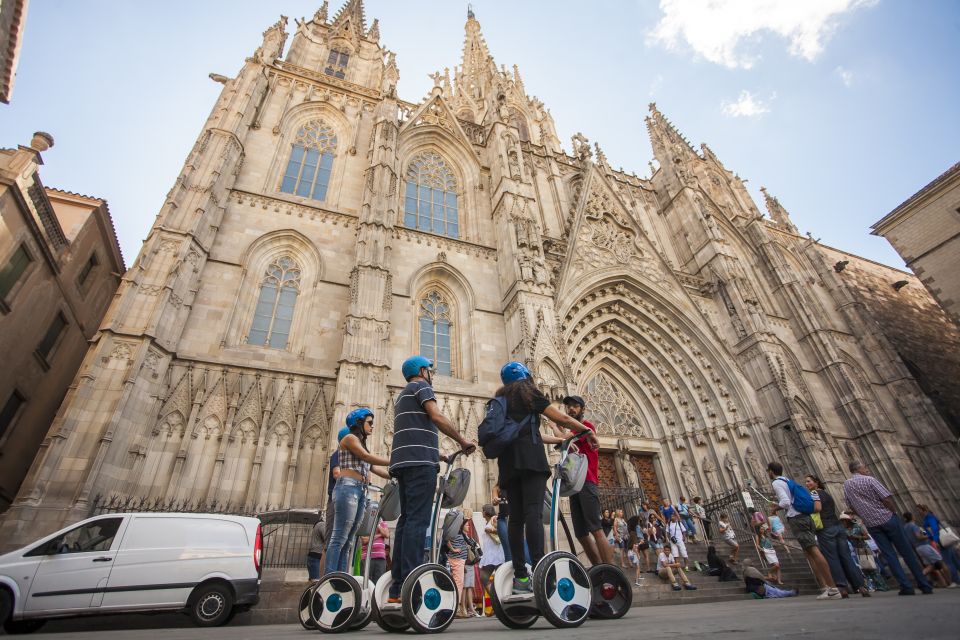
[533,256,549,285]
[508,148,522,180]
[702,457,721,495]
[744,447,761,484]
[620,453,641,489]
[680,460,697,494]
[724,452,743,487]
[518,253,534,281]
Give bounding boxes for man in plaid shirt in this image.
[843,461,933,595]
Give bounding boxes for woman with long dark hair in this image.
[493,362,596,593]
[804,475,870,597]
[324,408,390,576]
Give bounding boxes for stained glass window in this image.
[280,120,337,201]
[248,256,301,349]
[404,152,459,238]
[325,48,349,79]
[419,290,453,377]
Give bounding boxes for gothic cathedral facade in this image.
[3,1,958,544]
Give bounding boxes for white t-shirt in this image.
[719,520,736,541]
[668,521,686,543]
[656,550,674,572]
[477,515,505,567]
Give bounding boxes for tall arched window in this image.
[404,152,459,238]
[419,290,453,377]
[509,107,530,142]
[280,120,337,201]
[248,256,301,348]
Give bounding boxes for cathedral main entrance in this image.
[595,451,662,518]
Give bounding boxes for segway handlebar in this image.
[554,429,592,452]
[440,449,464,466]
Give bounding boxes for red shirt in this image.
[574,419,599,485]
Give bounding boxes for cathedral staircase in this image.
[626,535,820,606]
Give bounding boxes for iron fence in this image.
[597,486,647,519]
[89,494,319,569]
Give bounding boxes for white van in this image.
[0,512,262,633]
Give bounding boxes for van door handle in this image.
[92,557,112,562]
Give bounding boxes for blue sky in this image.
[2,1,958,269]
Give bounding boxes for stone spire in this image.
[456,7,497,100]
[646,102,696,160]
[760,187,798,233]
[329,0,367,40]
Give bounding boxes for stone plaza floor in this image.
[29,589,960,639]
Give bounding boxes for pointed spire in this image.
[457,6,496,98]
[645,103,695,154]
[367,18,379,42]
[760,187,797,232]
[331,0,367,36]
[314,1,329,23]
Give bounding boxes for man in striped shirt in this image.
[387,355,476,603]
[843,461,933,595]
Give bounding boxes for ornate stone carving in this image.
[581,372,646,437]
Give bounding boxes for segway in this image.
[306,481,401,633]
[488,431,593,629]
[372,451,471,634]
[547,446,633,619]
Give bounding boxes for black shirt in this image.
[817,487,841,529]
[496,388,552,483]
[327,450,339,499]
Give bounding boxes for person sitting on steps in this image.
[656,543,698,591]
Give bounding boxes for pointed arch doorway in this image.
[581,371,664,516]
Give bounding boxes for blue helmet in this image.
[337,426,351,442]
[346,408,374,429]
[401,355,433,381]
[500,361,532,384]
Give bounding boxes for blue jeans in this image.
[764,584,796,598]
[307,554,322,580]
[683,516,697,538]
[943,544,960,583]
[496,516,531,565]
[818,524,863,590]
[390,465,438,598]
[325,477,367,576]
[867,514,932,592]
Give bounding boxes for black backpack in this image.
[477,396,539,459]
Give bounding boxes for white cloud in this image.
[835,65,854,86]
[648,0,877,69]
[721,90,774,117]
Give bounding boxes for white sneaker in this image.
[817,588,842,600]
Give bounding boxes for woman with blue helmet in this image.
[324,408,391,576]
[494,361,596,593]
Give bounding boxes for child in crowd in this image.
[767,512,788,553]
[757,524,782,585]
[718,512,739,564]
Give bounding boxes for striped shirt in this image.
[843,473,894,528]
[389,380,439,473]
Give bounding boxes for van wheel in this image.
[189,583,234,627]
[3,619,46,635]
[0,589,12,627]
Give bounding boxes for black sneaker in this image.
[898,587,916,596]
[683,584,698,591]
[672,584,682,591]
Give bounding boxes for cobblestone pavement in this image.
[27,590,960,639]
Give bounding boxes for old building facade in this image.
[0,132,125,511]
[2,1,958,545]
[872,161,960,327]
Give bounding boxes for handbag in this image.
[856,548,877,571]
[940,527,960,548]
[810,512,823,530]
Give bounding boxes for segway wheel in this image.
[298,583,318,630]
[401,564,458,633]
[587,564,633,619]
[309,572,361,633]
[532,551,591,628]
[489,578,538,629]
